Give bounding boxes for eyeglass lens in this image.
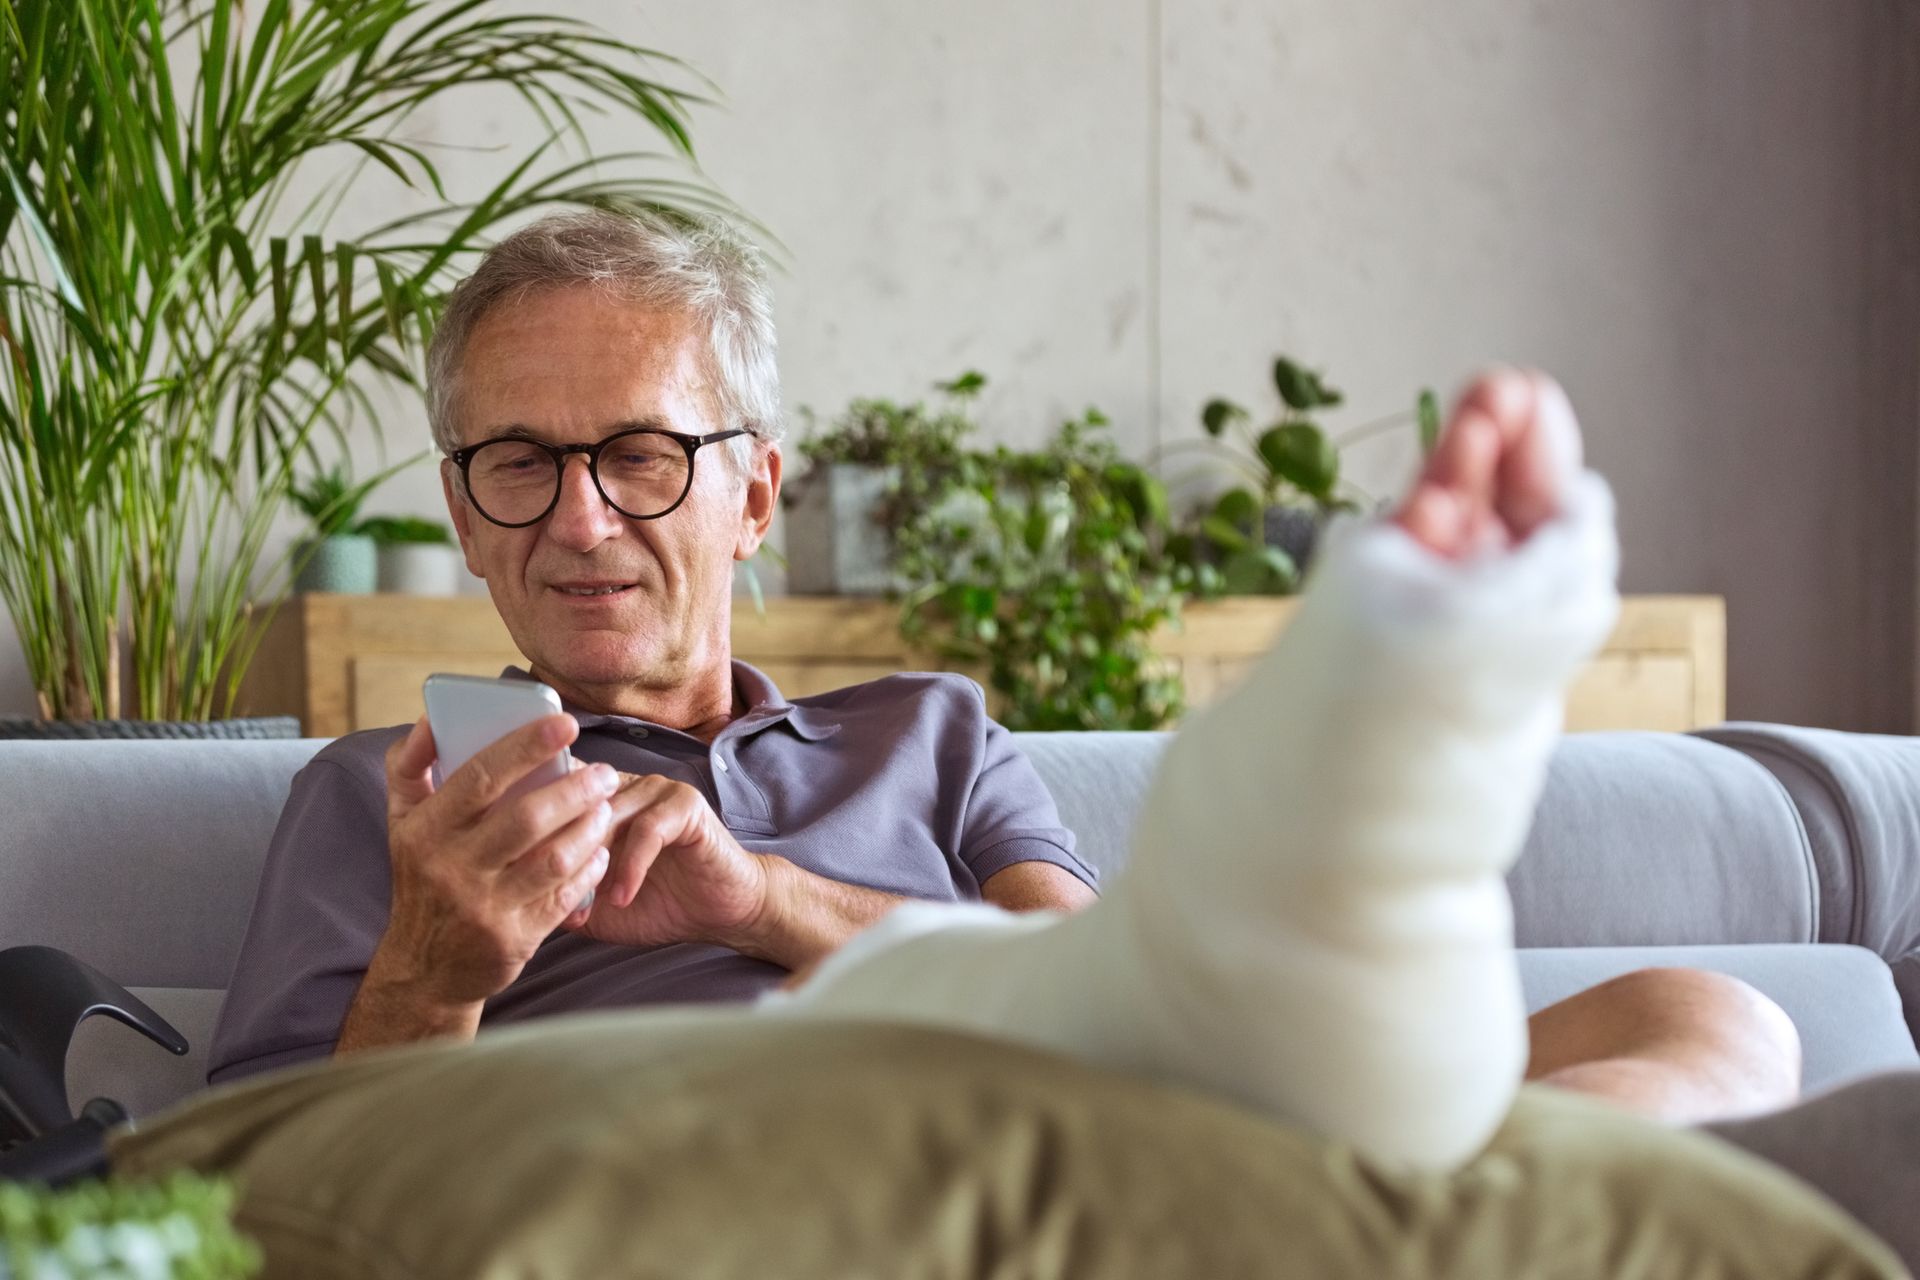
[466,432,691,524]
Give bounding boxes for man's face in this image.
[440,286,779,702]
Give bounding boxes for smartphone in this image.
[422,673,572,801]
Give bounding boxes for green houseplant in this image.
[358,514,462,596]
[782,373,978,595]
[795,376,1189,731]
[0,1172,259,1278]
[287,462,383,595]
[0,0,732,731]
[1168,355,1440,595]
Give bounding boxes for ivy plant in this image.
[1168,355,1441,596]
[0,1173,259,1278]
[798,376,1190,731]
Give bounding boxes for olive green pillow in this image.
[111,1011,1903,1279]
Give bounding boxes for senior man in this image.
[210,209,1797,1146]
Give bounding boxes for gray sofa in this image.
[2,722,1918,1127]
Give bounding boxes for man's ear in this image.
[441,459,487,580]
[734,441,781,562]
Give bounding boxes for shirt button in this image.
[627,726,649,739]
[713,756,730,774]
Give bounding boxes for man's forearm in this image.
[334,949,485,1058]
[723,856,912,973]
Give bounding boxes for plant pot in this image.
[1262,505,1324,574]
[377,542,463,596]
[293,534,377,594]
[0,715,301,739]
[782,463,903,596]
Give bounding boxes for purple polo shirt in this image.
[207,662,1096,1085]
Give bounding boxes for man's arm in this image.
[334,943,486,1056]
[978,860,1098,913]
[721,855,1094,974]
[333,715,619,1060]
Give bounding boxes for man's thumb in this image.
[385,716,439,813]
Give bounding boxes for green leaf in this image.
[1272,355,1344,411]
[1418,387,1442,455]
[354,515,451,544]
[1210,486,1262,530]
[1220,545,1298,595]
[1200,397,1246,437]
[936,369,987,397]
[1257,423,1339,500]
[1200,514,1251,552]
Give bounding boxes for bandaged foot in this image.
[775,370,1621,1172]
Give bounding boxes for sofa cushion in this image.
[1508,732,1818,947]
[0,740,326,988]
[109,1015,1903,1280]
[1011,731,1825,949]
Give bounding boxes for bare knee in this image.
[1529,967,1802,1122]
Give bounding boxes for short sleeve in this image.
[956,715,1100,893]
[206,744,396,1085]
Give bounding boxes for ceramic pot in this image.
[781,463,901,596]
[377,542,463,596]
[293,534,377,594]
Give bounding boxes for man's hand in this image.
[372,713,619,1008]
[562,772,1096,979]
[559,773,772,951]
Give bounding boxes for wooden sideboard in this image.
[237,593,1726,738]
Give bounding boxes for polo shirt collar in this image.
[499,661,840,742]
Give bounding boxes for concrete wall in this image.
[4,0,1917,729]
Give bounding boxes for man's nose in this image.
[544,454,625,548]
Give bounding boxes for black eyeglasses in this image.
[449,427,751,529]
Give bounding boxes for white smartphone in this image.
[422,673,572,801]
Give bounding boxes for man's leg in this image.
[1526,967,1804,1123]
[768,368,1620,1172]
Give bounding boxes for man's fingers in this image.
[442,713,578,817]
[557,849,611,932]
[501,798,614,901]
[608,802,690,908]
[478,762,620,869]
[385,717,439,816]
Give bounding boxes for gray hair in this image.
[425,208,782,469]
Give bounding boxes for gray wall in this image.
[3,1,1917,730]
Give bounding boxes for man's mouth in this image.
[552,582,638,598]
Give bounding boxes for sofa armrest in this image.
[0,945,187,1143]
[1695,724,1920,958]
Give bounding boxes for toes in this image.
[1393,366,1587,558]
[1455,367,1537,444]
[1394,411,1505,558]
[1495,372,1582,539]
[1396,486,1471,554]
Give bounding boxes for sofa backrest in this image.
[3,725,1918,1114]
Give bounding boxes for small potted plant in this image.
[1167,356,1440,595]
[288,465,383,595]
[783,373,981,595]
[359,516,464,596]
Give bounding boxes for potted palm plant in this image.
[0,0,736,738]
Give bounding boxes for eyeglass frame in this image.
[448,426,753,529]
